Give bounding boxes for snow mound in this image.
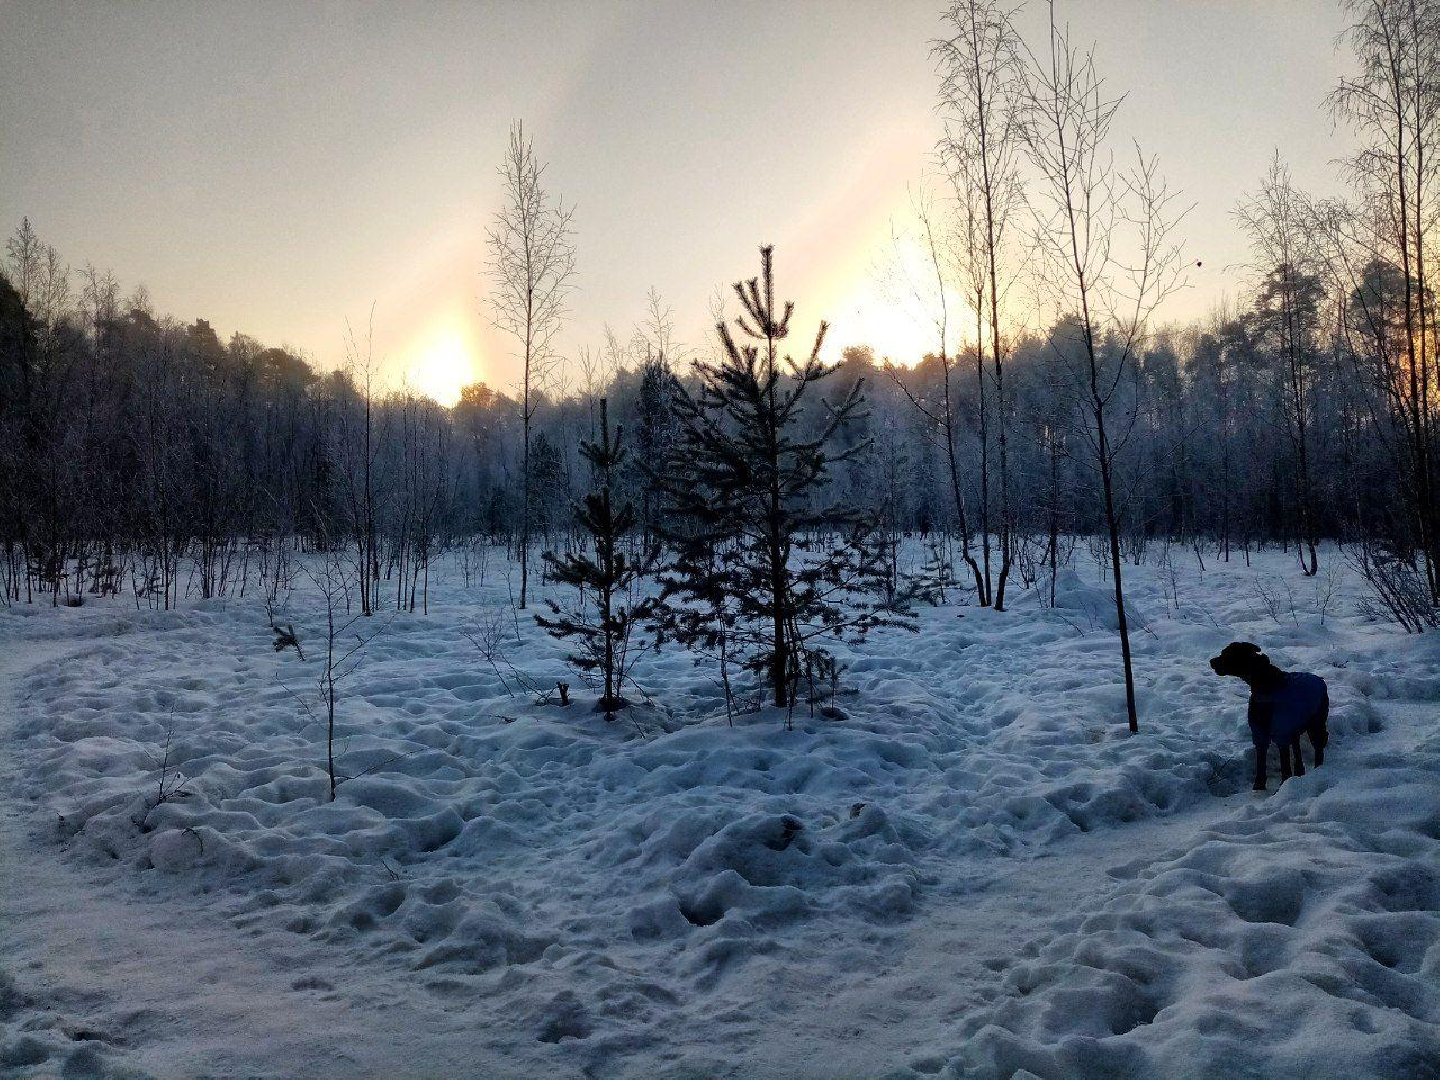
[1032,567,1134,631]
[945,739,1440,1079]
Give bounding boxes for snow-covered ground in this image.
[1,544,1437,1078]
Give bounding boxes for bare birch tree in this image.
[881,188,986,599]
[340,312,380,616]
[486,121,577,609]
[1019,1,1188,732]
[936,0,1026,609]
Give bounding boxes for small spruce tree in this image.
[655,245,908,713]
[536,399,659,717]
[632,348,681,546]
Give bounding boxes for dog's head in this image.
[1209,641,1271,683]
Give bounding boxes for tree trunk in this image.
[1098,418,1140,734]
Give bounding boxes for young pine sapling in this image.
[656,245,912,715]
[535,399,660,717]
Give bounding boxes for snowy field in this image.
[1,544,1437,1079]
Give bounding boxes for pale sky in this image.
[1,0,1356,403]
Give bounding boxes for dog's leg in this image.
[1312,693,1328,767]
[1291,736,1305,776]
[1249,715,1270,792]
[1279,742,1293,782]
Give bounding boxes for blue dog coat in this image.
[1249,671,1328,746]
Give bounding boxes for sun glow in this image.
[405,319,480,407]
[802,178,983,368]
[823,269,977,368]
[834,287,948,366]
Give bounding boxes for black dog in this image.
[1210,642,1329,791]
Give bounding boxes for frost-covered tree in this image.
[486,121,576,609]
[1328,0,1440,602]
[936,0,1027,609]
[1235,155,1326,576]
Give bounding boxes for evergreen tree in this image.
[655,246,907,712]
[1244,262,1327,574]
[536,399,658,716]
[632,349,680,545]
[528,430,567,545]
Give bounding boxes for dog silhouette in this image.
[1210,641,1329,791]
